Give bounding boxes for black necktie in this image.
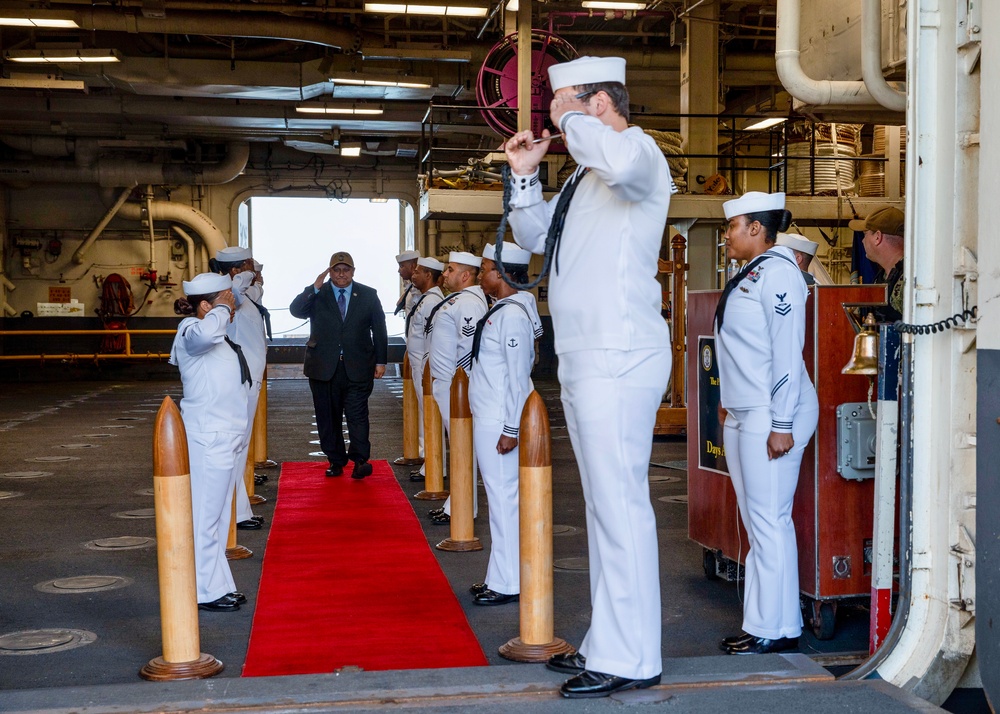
[224,337,252,385]
[247,297,272,340]
[714,254,771,332]
[404,293,428,337]
[394,283,411,315]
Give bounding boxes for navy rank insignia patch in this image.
[774,292,791,315]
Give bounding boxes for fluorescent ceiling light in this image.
[370,197,389,203]
[744,117,787,131]
[6,49,122,64]
[295,105,384,115]
[341,143,362,157]
[580,1,647,9]
[330,75,433,89]
[363,2,488,17]
[0,76,86,90]
[0,16,79,28]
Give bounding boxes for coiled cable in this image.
[893,306,977,334]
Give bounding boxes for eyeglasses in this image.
[575,90,597,102]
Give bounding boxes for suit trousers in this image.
[433,376,477,517]
[188,430,240,603]
[310,360,374,466]
[474,417,520,594]
[559,347,669,681]
[724,402,818,640]
[233,379,261,521]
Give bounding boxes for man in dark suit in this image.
[290,251,388,479]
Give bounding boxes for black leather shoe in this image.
[473,589,519,606]
[409,472,425,482]
[352,461,373,479]
[719,632,755,650]
[325,464,343,477]
[228,591,247,605]
[236,519,262,530]
[250,515,264,525]
[254,474,267,485]
[469,582,488,595]
[560,670,661,699]
[427,507,445,518]
[198,595,240,612]
[431,512,450,525]
[546,651,586,674]
[726,636,798,655]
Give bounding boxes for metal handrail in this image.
[0,328,177,362]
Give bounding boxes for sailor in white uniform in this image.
[504,55,672,698]
[775,232,835,286]
[468,242,542,606]
[394,250,422,319]
[168,272,250,612]
[212,246,267,531]
[404,256,445,482]
[714,192,819,655]
[425,251,489,523]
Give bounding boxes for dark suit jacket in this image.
[289,281,388,382]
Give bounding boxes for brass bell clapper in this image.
[843,312,880,417]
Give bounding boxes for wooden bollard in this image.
[140,396,224,681]
[245,441,266,506]
[499,391,573,662]
[437,368,481,552]
[395,354,424,466]
[253,370,277,469]
[414,365,448,501]
[226,485,253,560]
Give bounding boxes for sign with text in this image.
[697,336,728,475]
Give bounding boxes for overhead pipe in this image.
[114,198,229,257]
[861,0,907,112]
[73,184,137,265]
[170,225,200,280]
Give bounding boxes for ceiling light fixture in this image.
[370,197,389,203]
[580,1,647,9]
[363,2,488,17]
[0,14,79,29]
[330,75,433,89]
[341,143,363,157]
[744,117,787,131]
[0,75,86,90]
[6,49,122,64]
[295,104,385,116]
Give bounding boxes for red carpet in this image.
[242,460,487,676]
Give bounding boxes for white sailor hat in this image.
[483,241,532,265]
[396,250,420,263]
[216,246,252,262]
[723,191,786,220]
[417,256,445,271]
[253,260,263,272]
[448,251,482,268]
[182,272,232,296]
[776,233,818,256]
[548,56,627,91]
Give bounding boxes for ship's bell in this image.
[842,312,879,375]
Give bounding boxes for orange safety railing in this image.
[0,329,176,361]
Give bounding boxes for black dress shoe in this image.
[352,461,373,479]
[236,519,262,530]
[325,464,344,477]
[726,636,798,655]
[254,474,267,485]
[409,472,425,482]
[473,589,519,606]
[198,595,240,612]
[431,512,450,525]
[719,632,755,650]
[427,507,445,518]
[469,582,488,595]
[560,670,661,699]
[228,591,247,605]
[250,515,264,525]
[546,651,586,674]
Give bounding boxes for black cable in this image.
[893,306,977,335]
[492,163,589,290]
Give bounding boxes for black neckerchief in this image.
[246,297,272,340]
[404,292,429,337]
[471,297,531,362]
[714,250,801,331]
[394,283,411,315]
[224,336,252,385]
[422,289,485,335]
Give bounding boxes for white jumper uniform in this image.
[469,291,543,595]
[507,113,673,680]
[715,245,818,640]
[427,285,488,516]
[405,286,444,473]
[169,305,249,603]
[227,270,268,522]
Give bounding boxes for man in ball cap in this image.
[394,250,422,318]
[503,55,673,697]
[403,256,446,482]
[290,251,388,479]
[425,250,488,523]
[849,206,905,321]
[775,233,834,286]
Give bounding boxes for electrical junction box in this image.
[836,402,877,481]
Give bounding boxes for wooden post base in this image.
[436,537,482,552]
[254,459,278,469]
[413,490,449,500]
[139,653,224,681]
[249,494,267,505]
[394,456,424,466]
[226,545,253,560]
[498,637,574,663]
[653,405,687,436]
